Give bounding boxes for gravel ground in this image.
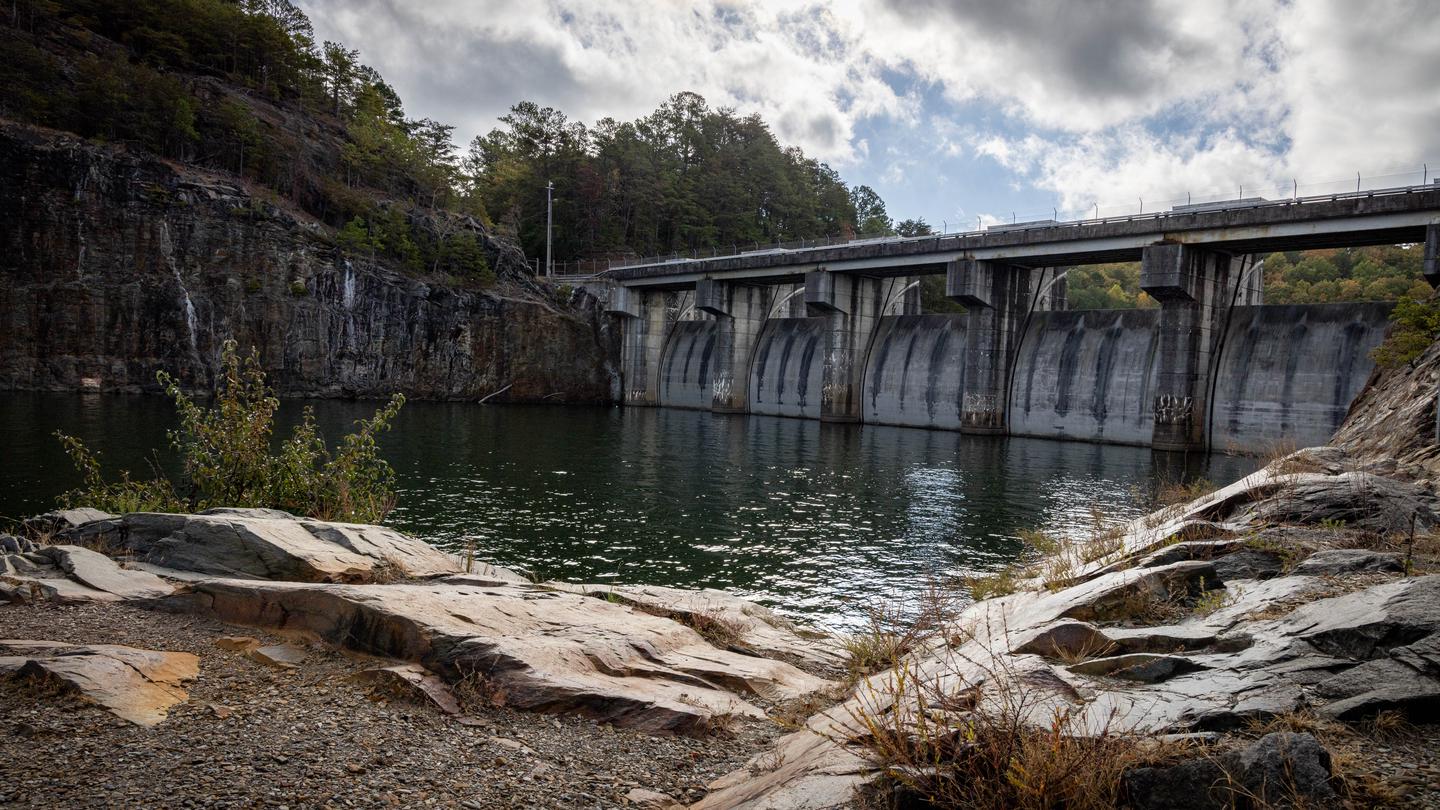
[0,602,782,809]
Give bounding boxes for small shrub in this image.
[1372,294,1440,369]
[289,278,307,296]
[1191,581,1239,617]
[841,588,960,683]
[56,340,405,523]
[55,434,184,514]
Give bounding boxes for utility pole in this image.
[545,181,554,278]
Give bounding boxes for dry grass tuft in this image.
[686,608,747,649]
[1155,477,1216,507]
[845,651,1184,810]
[840,585,962,684]
[452,666,509,710]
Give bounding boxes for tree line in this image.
[1,0,492,282]
[1,1,1426,305]
[467,93,898,263]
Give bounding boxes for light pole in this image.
[544,181,554,277]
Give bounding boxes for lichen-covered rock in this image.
[169,578,834,735]
[0,640,198,726]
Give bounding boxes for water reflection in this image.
[0,394,1255,629]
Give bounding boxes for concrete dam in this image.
[603,184,1438,451]
[650,298,1391,450]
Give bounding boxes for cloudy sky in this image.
[302,0,1440,228]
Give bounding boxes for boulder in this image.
[1291,548,1405,576]
[1282,575,1440,659]
[171,578,834,735]
[0,640,198,726]
[1124,732,1338,810]
[247,644,306,668]
[45,545,173,599]
[1211,549,1285,581]
[92,510,469,582]
[1049,560,1217,623]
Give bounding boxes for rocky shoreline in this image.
[5,339,1440,808]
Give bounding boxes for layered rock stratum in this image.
[0,120,618,400]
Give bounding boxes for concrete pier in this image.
[607,287,669,406]
[695,279,772,413]
[1140,243,1234,452]
[805,271,884,423]
[1426,224,1440,287]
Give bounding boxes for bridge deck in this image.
[609,185,1440,288]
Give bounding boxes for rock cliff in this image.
[0,120,619,401]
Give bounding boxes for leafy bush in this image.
[1372,294,1440,369]
[56,341,405,523]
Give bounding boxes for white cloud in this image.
[299,0,1440,208]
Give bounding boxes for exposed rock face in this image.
[169,578,834,735]
[1,544,174,603]
[692,455,1440,810]
[543,582,847,674]
[0,121,618,401]
[69,508,469,582]
[0,640,198,726]
[1333,330,1440,480]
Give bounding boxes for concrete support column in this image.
[946,259,1032,433]
[695,278,771,413]
[1425,224,1440,288]
[606,286,667,406]
[806,271,883,422]
[1140,243,1234,451]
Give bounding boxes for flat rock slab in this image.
[1292,548,1405,576]
[1,545,175,604]
[544,582,846,673]
[247,644,307,668]
[90,510,470,582]
[172,579,834,735]
[0,640,198,726]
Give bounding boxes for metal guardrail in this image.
[541,168,1440,279]
[598,180,1437,274]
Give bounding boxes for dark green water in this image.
[0,393,1256,629]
